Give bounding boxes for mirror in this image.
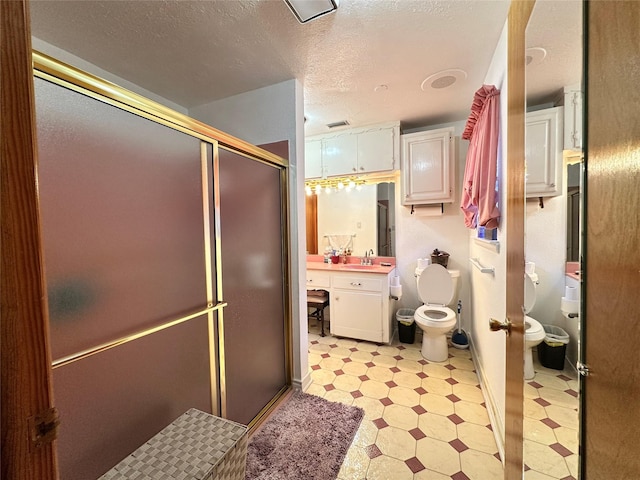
[524,1,582,478]
[306,182,396,257]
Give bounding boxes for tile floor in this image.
[305,321,579,480]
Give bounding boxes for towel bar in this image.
[469,257,495,274]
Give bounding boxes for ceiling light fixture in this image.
[284,0,339,24]
[525,47,547,66]
[421,69,467,91]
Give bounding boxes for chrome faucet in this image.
[361,249,375,266]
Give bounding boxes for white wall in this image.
[467,20,508,452]
[189,81,309,391]
[317,186,377,255]
[32,38,188,114]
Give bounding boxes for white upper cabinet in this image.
[304,122,399,179]
[304,139,323,179]
[525,107,563,197]
[401,127,455,205]
[563,84,583,151]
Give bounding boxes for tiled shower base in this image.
[306,321,579,480]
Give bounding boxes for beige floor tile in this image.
[449,347,472,358]
[310,368,336,385]
[333,373,362,393]
[393,371,423,389]
[342,360,369,377]
[423,363,451,379]
[355,340,379,352]
[388,386,420,407]
[324,388,355,406]
[336,337,359,348]
[534,372,570,390]
[396,359,423,373]
[449,356,475,371]
[329,346,354,359]
[360,380,390,400]
[554,426,579,454]
[451,369,480,386]
[523,440,570,478]
[459,449,503,480]
[566,453,579,478]
[319,356,346,371]
[308,332,320,342]
[351,419,379,447]
[452,383,484,404]
[367,365,395,383]
[567,379,579,391]
[418,412,457,442]
[309,342,331,353]
[338,446,369,480]
[376,425,417,460]
[537,386,578,409]
[523,417,558,445]
[383,404,419,430]
[366,455,413,480]
[421,377,453,396]
[457,422,498,454]
[455,401,490,426]
[352,395,385,420]
[413,468,451,480]
[304,384,326,397]
[419,393,455,417]
[373,354,398,368]
[524,398,548,420]
[415,437,461,476]
[523,470,557,480]
[545,404,579,430]
[524,383,539,399]
[377,345,401,357]
[400,348,425,361]
[317,335,336,345]
[350,350,374,363]
[308,352,322,366]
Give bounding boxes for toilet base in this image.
[524,347,535,379]
[421,334,449,362]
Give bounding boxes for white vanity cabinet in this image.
[304,139,323,179]
[401,127,455,205]
[525,107,563,197]
[306,266,396,344]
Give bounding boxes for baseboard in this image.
[295,371,312,392]
[469,336,505,464]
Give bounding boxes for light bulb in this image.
[315,184,322,194]
[348,180,356,189]
[337,181,344,190]
[356,184,362,191]
[325,186,332,194]
[305,186,312,196]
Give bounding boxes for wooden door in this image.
[583,2,640,477]
[1,1,58,478]
[503,2,535,478]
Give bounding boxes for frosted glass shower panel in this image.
[53,314,212,480]
[35,78,208,360]
[219,147,286,425]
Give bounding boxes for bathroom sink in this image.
[341,264,378,270]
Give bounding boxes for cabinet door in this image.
[401,128,454,205]
[525,107,563,197]
[330,289,383,342]
[305,139,323,179]
[357,128,395,173]
[323,134,358,177]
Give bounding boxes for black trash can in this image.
[538,325,569,370]
[396,308,416,344]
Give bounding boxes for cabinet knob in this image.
[350,282,362,286]
[360,167,364,171]
[352,167,357,172]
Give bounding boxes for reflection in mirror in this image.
[305,182,395,257]
[525,1,582,478]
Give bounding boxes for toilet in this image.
[414,264,460,362]
[524,271,546,380]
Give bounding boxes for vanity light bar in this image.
[305,176,366,195]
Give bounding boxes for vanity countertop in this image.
[566,261,581,281]
[307,255,396,275]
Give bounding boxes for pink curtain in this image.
[460,85,501,229]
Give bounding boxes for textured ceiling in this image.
[29,0,581,136]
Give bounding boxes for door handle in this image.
[489,317,512,335]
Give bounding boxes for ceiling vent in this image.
[327,120,350,129]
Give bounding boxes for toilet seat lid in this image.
[525,315,543,335]
[524,274,536,314]
[417,264,454,306]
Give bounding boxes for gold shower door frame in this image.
[34,51,293,425]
